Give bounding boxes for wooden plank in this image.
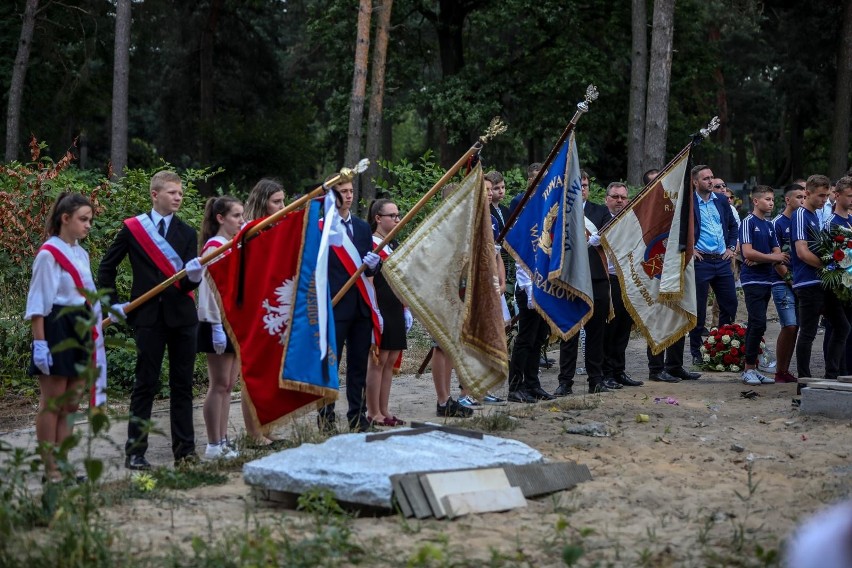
[398,475,434,519]
[804,381,852,391]
[441,487,527,519]
[408,422,484,440]
[503,462,593,497]
[420,468,511,519]
[365,427,438,443]
[390,474,414,518]
[798,377,836,384]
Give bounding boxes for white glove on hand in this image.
[211,323,227,355]
[185,257,204,282]
[111,303,128,320]
[588,232,601,247]
[403,307,413,333]
[525,286,534,309]
[377,311,384,334]
[362,251,381,271]
[33,340,52,375]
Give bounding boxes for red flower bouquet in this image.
[699,323,764,372]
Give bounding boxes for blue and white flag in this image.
[504,132,593,339]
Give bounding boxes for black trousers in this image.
[318,315,373,427]
[126,321,197,459]
[647,337,685,373]
[797,287,850,379]
[602,275,633,376]
[743,285,772,366]
[558,279,609,386]
[508,289,549,391]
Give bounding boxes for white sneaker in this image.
[204,443,240,461]
[741,370,761,386]
[458,395,482,409]
[756,371,775,384]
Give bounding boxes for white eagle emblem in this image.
[262,278,295,344]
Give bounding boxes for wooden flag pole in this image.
[495,85,599,245]
[331,117,508,306]
[102,159,370,328]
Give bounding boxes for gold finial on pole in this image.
[569,84,598,125]
[478,117,508,145]
[699,116,721,139]
[336,158,370,184]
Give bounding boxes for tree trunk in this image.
[627,0,648,185]
[198,0,223,195]
[642,0,675,172]
[435,0,468,168]
[5,0,39,163]
[344,0,372,211]
[709,25,731,180]
[363,0,393,207]
[110,0,132,179]
[829,0,852,179]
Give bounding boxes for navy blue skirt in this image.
[28,304,92,377]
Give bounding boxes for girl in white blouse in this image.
[25,193,96,482]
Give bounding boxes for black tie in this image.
[158,219,166,237]
[343,219,353,239]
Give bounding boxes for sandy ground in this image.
[2,304,852,566]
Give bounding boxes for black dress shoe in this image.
[648,371,681,383]
[174,453,200,467]
[602,378,624,390]
[554,383,573,397]
[668,367,701,380]
[588,381,611,393]
[614,372,644,387]
[527,386,556,401]
[125,455,152,471]
[692,356,703,368]
[317,414,337,434]
[507,390,537,403]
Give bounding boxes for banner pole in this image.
[495,85,598,245]
[102,160,369,328]
[331,117,508,306]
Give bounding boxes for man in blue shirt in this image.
[689,165,740,367]
[739,186,787,385]
[791,174,843,386]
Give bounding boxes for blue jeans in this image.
[690,257,738,358]
[771,285,797,327]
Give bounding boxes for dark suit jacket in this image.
[98,214,200,328]
[693,192,739,250]
[490,203,510,235]
[330,216,376,320]
[584,201,611,282]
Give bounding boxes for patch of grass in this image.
[544,394,602,412]
[466,411,519,433]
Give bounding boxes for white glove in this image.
[33,340,52,375]
[525,286,534,309]
[362,251,381,271]
[377,311,384,334]
[211,323,227,355]
[403,307,413,333]
[111,303,128,320]
[588,232,601,247]
[185,257,204,282]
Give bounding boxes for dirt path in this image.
[2,312,851,565]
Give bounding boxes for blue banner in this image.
[282,199,338,387]
[504,132,593,339]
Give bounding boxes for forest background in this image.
[0,0,850,398]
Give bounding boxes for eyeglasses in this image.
[378,213,401,220]
[607,195,628,200]
[713,183,727,189]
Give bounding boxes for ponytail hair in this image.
[368,198,394,233]
[200,195,242,248]
[44,192,93,238]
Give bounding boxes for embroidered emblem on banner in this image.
[642,233,669,279]
[262,278,295,343]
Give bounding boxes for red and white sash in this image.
[332,232,383,346]
[39,237,107,406]
[202,235,229,258]
[371,234,393,261]
[124,214,193,297]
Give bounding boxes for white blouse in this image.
[197,236,226,323]
[25,237,92,319]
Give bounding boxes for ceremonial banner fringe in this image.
[207,200,338,433]
[600,149,697,355]
[503,131,593,340]
[383,164,508,399]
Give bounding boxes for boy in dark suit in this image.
[317,180,381,433]
[99,170,204,469]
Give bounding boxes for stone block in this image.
[800,387,852,419]
[243,430,544,508]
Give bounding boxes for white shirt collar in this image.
[150,210,174,232]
